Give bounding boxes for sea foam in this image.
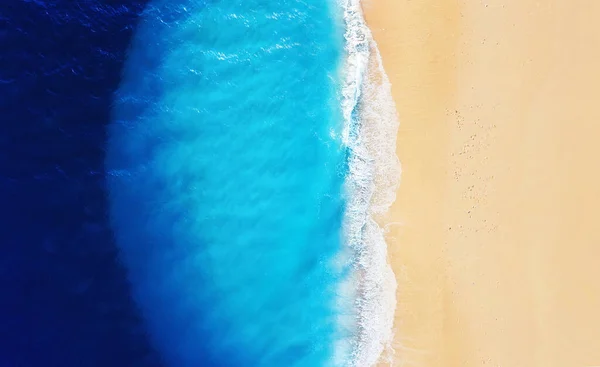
[339,0,400,365]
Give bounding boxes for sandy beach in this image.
[363,1,600,366]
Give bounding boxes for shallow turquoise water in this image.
[106,1,349,366]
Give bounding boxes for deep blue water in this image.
[1,1,163,366]
[1,0,350,366]
[107,1,348,366]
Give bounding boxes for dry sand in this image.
[363,1,600,366]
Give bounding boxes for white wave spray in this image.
[337,0,401,366]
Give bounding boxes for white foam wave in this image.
[336,0,401,365]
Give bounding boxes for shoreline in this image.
[340,1,399,365]
[364,0,600,366]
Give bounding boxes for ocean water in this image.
[107,1,350,366]
[1,0,399,365]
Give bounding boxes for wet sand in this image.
[363,1,600,366]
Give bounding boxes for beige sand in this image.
[363,1,600,366]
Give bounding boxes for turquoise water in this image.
[106,1,350,366]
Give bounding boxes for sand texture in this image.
[363,1,600,366]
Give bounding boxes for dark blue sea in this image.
[1,1,167,366]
